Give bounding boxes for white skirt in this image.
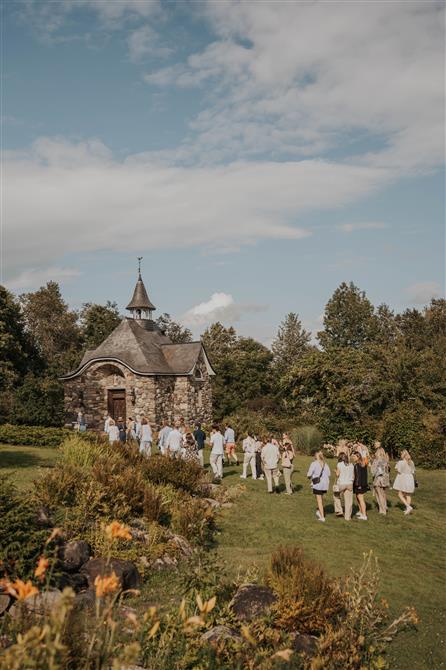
[393,473,415,494]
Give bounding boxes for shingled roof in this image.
[126,274,156,311]
[61,318,215,379]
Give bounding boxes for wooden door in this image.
[108,390,126,422]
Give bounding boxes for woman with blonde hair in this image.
[371,446,390,515]
[393,449,416,515]
[307,450,330,522]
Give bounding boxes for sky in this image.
[2,0,445,343]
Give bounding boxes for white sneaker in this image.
[240,475,247,479]
[358,514,368,521]
[404,506,413,515]
[317,517,326,522]
[316,510,321,519]
[355,512,362,517]
[259,475,264,480]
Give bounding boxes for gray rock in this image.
[9,589,63,619]
[203,497,221,509]
[60,540,91,572]
[202,625,242,644]
[35,506,53,527]
[292,633,318,656]
[0,594,10,616]
[74,589,96,610]
[80,558,141,591]
[230,584,277,622]
[56,572,89,592]
[166,532,193,557]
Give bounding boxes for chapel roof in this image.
[126,273,156,311]
[61,318,215,379]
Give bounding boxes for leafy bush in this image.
[11,374,64,427]
[143,454,207,495]
[268,546,344,635]
[290,425,324,455]
[171,497,216,546]
[0,423,70,447]
[222,408,287,439]
[0,477,49,579]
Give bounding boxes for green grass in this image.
[0,443,59,490]
[209,451,446,670]
[3,443,445,669]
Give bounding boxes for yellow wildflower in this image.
[34,557,50,582]
[45,527,63,545]
[105,521,132,541]
[6,579,39,601]
[94,572,120,597]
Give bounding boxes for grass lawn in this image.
[209,451,446,670]
[0,443,59,491]
[3,443,445,669]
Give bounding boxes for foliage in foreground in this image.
[0,423,70,447]
[0,545,418,670]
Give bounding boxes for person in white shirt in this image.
[166,424,183,457]
[224,424,238,465]
[307,451,331,522]
[261,438,281,493]
[134,415,142,442]
[107,419,120,444]
[241,432,257,479]
[333,453,354,520]
[103,414,111,435]
[209,426,224,480]
[158,420,172,455]
[139,418,153,457]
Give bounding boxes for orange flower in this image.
[94,572,120,597]
[34,557,50,582]
[105,521,132,542]
[6,579,39,601]
[45,527,63,545]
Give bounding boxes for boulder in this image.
[203,498,221,509]
[166,532,193,558]
[56,572,89,592]
[230,584,277,622]
[0,594,10,616]
[60,540,91,572]
[292,633,318,657]
[202,625,242,644]
[9,589,63,619]
[80,558,141,591]
[35,506,53,528]
[74,589,96,610]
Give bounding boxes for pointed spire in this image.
[126,259,156,318]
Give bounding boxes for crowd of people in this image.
[100,414,417,521]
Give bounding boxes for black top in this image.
[193,428,206,450]
[354,463,368,491]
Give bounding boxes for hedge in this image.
[0,424,71,447]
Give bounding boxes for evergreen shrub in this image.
[0,423,70,447]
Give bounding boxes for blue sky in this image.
[3,0,445,342]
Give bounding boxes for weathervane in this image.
[137,256,143,278]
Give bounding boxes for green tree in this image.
[271,312,311,375]
[12,373,64,427]
[80,301,122,350]
[201,322,237,366]
[318,282,377,350]
[20,281,81,374]
[156,313,193,343]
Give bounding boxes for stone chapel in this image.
[61,270,215,430]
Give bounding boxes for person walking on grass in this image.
[183,430,199,463]
[193,422,206,467]
[255,436,264,480]
[393,449,416,515]
[280,437,295,495]
[241,432,257,479]
[117,417,127,443]
[166,423,183,458]
[371,445,390,515]
[224,423,239,466]
[333,453,354,520]
[352,451,369,520]
[261,437,281,494]
[139,418,152,457]
[307,451,330,522]
[158,419,172,455]
[107,418,120,444]
[209,425,224,481]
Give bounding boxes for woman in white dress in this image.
[393,449,416,515]
[107,419,120,444]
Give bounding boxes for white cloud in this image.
[127,25,172,62]
[405,281,443,305]
[145,1,444,171]
[338,222,387,234]
[182,292,266,326]
[4,136,391,279]
[4,266,81,291]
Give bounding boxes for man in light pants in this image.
[209,426,224,480]
[241,432,257,479]
[261,438,280,493]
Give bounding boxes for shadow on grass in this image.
[0,449,50,470]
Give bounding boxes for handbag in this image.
[332,483,340,493]
[312,464,325,486]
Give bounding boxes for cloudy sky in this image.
[3,0,445,342]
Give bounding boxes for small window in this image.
[194,367,203,380]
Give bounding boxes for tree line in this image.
[1,280,444,466]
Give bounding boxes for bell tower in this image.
[126,258,156,321]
